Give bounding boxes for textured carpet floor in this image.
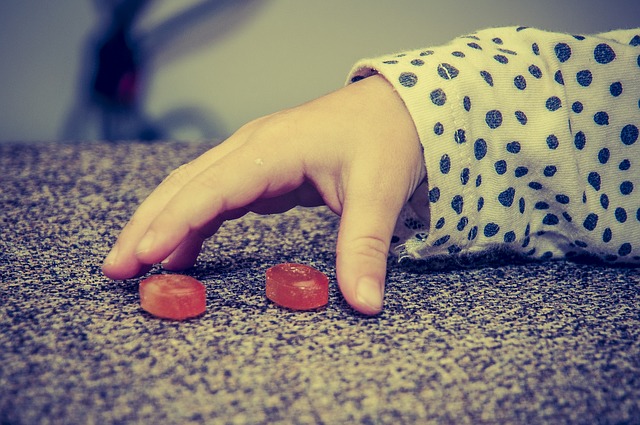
[1,141,639,425]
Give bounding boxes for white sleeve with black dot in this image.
[348,26,640,265]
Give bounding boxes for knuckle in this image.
[158,162,195,194]
[341,234,390,263]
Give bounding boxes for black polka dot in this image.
[435,217,445,229]
[563,212,573,222]
[576,70,592,86]
[440,154,451,174]
[420,50,434,56]
[495,160,507,175]
[594,43,616,64]
[492,37,503,45]
[434,122,444,135]
[583,213,599,231]
[631,35,640,46]
[478,197,485,211]
[476,175,482,187]
[463,96,471,111]
[434,235,451,246]
[618,243,632,256]
[529,182,543,190]
[411,59,425,66]
[515,166,528,178]
[480,70,494,86]
[467,42,482,50]
[554,70,564,85]
[536,201,550,210]
[494,54,509,64]
[429,187,440,203]
[437,63,459,79]
[430,89,447,106]
[532,43,540,55]
[572,101,584,113]
[575,240,588,248]
[457,217,468,231]
[555,43,572,62]
[598,148,610,164]
[610,82,623,97]
[455,129,466,144]
[574,131,586,150]
[547,134,560,149]
[484,223,500,237]
[519,198,526,214]
[588,172,601,191]
[543,214,559,225]
[620,181,634,195]
[450,244,463,254]
[621,124,638,145]
[514,75,527,90]
[468,226,478,241]
[616,207,627,223]
[486,110,503,129]
[541,251,554,260]
[504,231,516,243]
[619,159,631,170]
[451,51,465,57]
[383,60,399,65]
[451,195,464,214]
[474,139,487,160]
[515,111,528,125]
[594,112,609,126]
[399,72,418,87]
[600,194,609,209]
[603,228,613,243]
[637,208,640,222]
[460,168,470,185]
[529,65,542,78]
[544,165,557,177]
[506,141,521,153]
[498,187,515,207]
[556,194,570,204]
[546,97,562,111]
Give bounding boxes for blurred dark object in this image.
[92,6,141,107]
[63,0,263,142]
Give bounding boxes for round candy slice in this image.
[265,263,329,310]
[139,274,206,320]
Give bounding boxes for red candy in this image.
[139,274,206,320]
[265,263,329,310]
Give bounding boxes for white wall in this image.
[1,0,639,142]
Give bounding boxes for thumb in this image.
[335,173,406,315]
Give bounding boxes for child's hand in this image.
[102,75,425,315]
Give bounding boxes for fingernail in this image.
[356,277,383,312]
[104,244,119,265]
[136,230,156,255]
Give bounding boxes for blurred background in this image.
[0,0,638,143]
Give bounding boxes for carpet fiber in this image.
[1,141,639,424]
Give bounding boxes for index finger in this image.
[132,134,306,266]
[102,132,247,279]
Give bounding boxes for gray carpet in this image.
[1,141,639,425]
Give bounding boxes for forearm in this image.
[349,26,640,264]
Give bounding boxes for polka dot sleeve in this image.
[348,27,640,265]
